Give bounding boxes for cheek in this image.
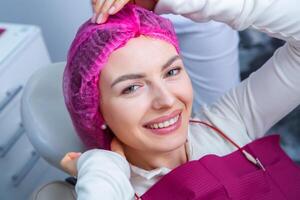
[101,95,149,138]
[172,73,194,108]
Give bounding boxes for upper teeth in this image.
[149,115,179,129]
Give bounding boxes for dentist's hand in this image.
[91,0,158,24]
[60,152,81,177]
[60,137,126,177]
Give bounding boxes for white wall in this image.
[0,0,92,62]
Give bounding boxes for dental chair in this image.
[21,62,85,200]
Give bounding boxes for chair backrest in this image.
[21,62,85,170]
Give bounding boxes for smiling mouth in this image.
[143,109,182,129]
[145,114,180,129]
[143,111,183,135]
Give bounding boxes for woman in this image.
[90,0,241,111]
[61,0,300,199]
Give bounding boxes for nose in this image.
[151,83,175,110]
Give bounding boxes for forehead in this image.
[101,36,178,78]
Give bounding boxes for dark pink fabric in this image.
[0,28,5,36]
[141,135,300,199]
[63,4,179,150]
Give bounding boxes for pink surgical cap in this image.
[63,4,179,150]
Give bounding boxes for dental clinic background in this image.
[0,1,92,199]
[0,0,92,62]
[1,1,300,200]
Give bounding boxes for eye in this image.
[165,67,181,77]
[121,85,141,95]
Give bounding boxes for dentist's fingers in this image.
[101,0,117,14]
[96,0,116,23]
[60,152,81,177]
[94,12,109,24]
[91,0,98,13]
[107,0,131,15]
[91,0,131,24]
[91,0,105,23]
[93,0,105,13]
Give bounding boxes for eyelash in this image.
[122,85,141,95]
[121,67,182,95]
[165,67,182,78]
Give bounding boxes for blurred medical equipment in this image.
[0,23,65,200]
[0,0,91,62]
[21,62,84,199]
[21,62,84,169]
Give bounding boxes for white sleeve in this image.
[75,149,135,200]
[155,0,300,139]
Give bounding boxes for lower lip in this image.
[146,113,182,135]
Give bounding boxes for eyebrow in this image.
[110,55,181,88]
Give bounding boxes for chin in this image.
[151,129,188,153]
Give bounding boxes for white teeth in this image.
[164,121,169,127]
[148,115,179,129]
[170,118,175,124]
[158,123,164,128]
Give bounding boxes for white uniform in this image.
[75,0,300,199]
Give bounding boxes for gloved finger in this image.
[68,152,82,159]
[107,0,131,15]
[91,0,98,13]
[100,13,110,24]
[100,0,117,15]
[91,0,106,23]
[94,12,110,24]
[60,152,81,177]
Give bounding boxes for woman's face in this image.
[99,36,193,155]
